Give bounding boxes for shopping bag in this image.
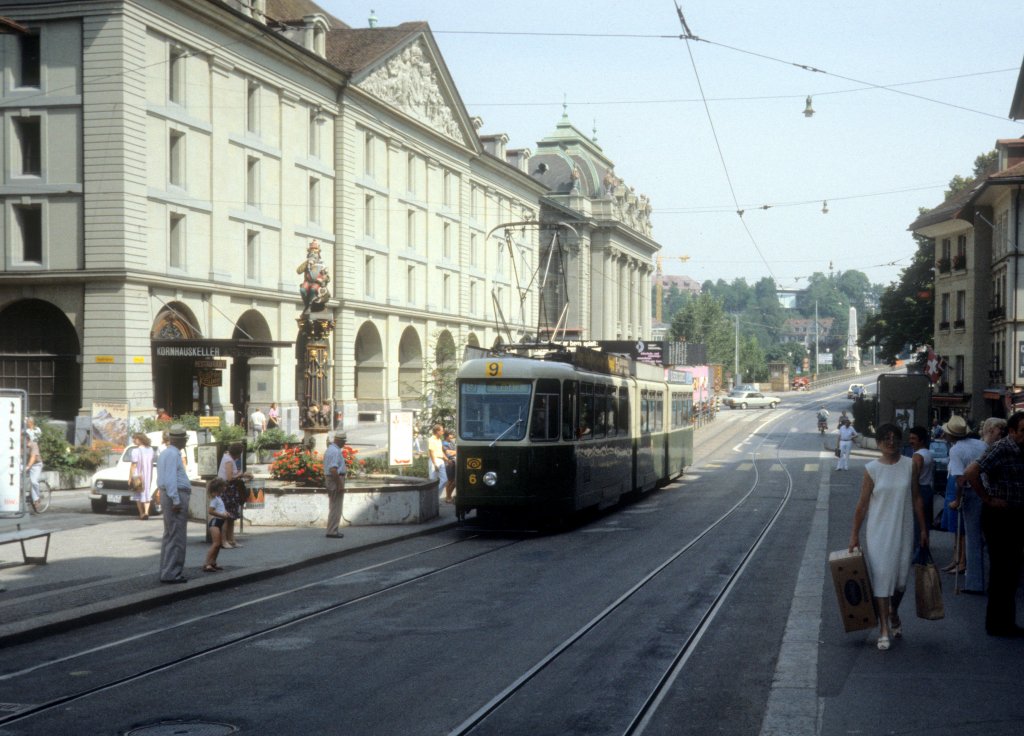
[828,549,877,632]
[913,548,945,620]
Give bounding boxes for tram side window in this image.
[653,391,664,432]
[579,382,594,439]
[530,378,560,441]
[640,390,649,434]
[618,387,629,434]
[605,384,617,438]
[562,380,577,441]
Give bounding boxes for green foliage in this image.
[360,453,430,478]
[252,427,298,451]
[212,423,247,444]
[860,232,933,365]
[139,414,201,433]
[670,292,734,364]
[37,421,109,475]
[415,330,458,438]
[270,446,324,484]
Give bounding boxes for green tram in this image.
[454,346,694,525]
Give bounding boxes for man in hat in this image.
[941,416,986,575]
[963,411,1024,636]
[158,425,192,583]
[323,431,347,538]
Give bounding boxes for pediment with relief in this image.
[356,39,467,145]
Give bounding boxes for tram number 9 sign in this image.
[486,361,503,377]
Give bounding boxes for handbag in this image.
[913,548,945,620]
[834,447,841,458]
[129,474,144,492]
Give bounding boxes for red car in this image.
[791,377,809,390]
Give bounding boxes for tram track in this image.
[446,409,801,735]
[0,534,524,727]
[2,392,830,733]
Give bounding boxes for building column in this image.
[630,259,640,338]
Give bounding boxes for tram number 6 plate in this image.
[486,361,503,377]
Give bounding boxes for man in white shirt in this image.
[249,406,267,439]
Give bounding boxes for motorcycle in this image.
[818,418,828,434]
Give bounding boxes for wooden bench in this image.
[0,523,54,565]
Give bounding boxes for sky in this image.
[319,0,1024,291]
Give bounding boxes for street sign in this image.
[198,370,222,387]
[389,410,414,466]
[198,415,221,428]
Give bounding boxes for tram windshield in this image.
[459,380,530,441]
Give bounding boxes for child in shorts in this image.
[204,478,230,572]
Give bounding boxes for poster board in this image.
[388,410,414,467]
[0,390,25,517]
[91,401,129,447]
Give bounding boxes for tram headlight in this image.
[482,471,497,486]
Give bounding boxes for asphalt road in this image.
[4,381,954,736]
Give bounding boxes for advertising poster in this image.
[91,401,129,448]
[0,391,25,517]
[389,411,414,467]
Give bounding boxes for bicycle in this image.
[26,477,51,514]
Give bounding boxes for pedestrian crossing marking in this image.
[737,462,753,471]
[804,463,819,472]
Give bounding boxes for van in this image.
[89,430,199,514]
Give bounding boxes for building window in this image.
[407,152,416,194]
[308,177,319,224]
[169,45,186,105]
[407,210,416,249]
[17,33,40,88]
[246,80,260,134]
[940,293,949,323]
[406,265,416,304]
[169,129,185,188]
[364,131,374,178]
[246,156,260,208]
[13,117,41,176]
[443,222,452,260]
[470,233,478,267]
[364,254,374,297]
[13,204,42,263]
[169,213,185,268]
[470,280,478,313]
[308,110,320,158]
[246,229,259,279]
[443,273,453,311]
[494,286,504,317]
[442,169,452,207]
[363,194,374,238]
[954,290,966,329]
[470,184,477,219]
[495,238,504,275]
[955,355,965,391]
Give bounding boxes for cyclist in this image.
[26,425,43,512]
[816,405,830,432]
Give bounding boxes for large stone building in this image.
[0,0,342,429]
[0,0,662,433]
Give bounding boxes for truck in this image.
[89,430,200,514]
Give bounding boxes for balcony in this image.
[953,318,966,329]
[952,254,967,271]
[937,258,951,274]
[938,320,950,331]
[989,304,1006,320]
[989,369,1005,383]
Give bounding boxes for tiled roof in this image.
[325,22,427,74]
[907,184,977,231]
[989,160,1024,179]
[265,0,348,28]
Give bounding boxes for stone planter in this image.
[195,475,438,527]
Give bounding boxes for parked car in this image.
[791,376,810,391]
[89,430,200,514]
[722,390,780,410]
[847,383,865,399]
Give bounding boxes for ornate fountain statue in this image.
[296,239,334,437]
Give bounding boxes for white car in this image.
[848,383,865,399]
[721,390,780,410]
[89,430,199,514]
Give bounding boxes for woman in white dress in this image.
[848,423,929,650]
[129,433,155,520]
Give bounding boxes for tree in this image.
[859,232,933,365]
[669,292,734,366]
